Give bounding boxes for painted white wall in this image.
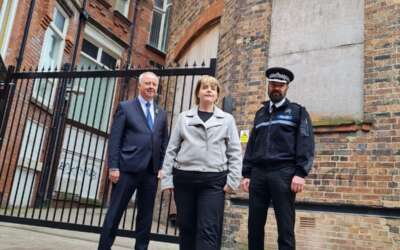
[268,0,364,119]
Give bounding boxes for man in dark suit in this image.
[98,72,169,250]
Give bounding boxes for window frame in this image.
[114,0,131,17]
[149,0,171,52]
[32,5,69,109]
[0,0,19,57]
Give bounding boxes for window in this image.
[33,6,69,107]
[268,0,364,120]
[0,0,19,57]
[115,0,130,17]
[18,120,45,168]
[69,39,118,132]
[149,0,171,52]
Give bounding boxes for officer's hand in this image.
[224,184,235,194]
[291,176,305,193]
[157,170,165,179]
[241,178,250,193]
[109,169,120,184]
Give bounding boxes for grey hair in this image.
[138,71,159,84]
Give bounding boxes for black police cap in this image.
[265,67,294,84]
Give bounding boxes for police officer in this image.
[241,67,315,250]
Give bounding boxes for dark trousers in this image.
[98,170,157,250]
[173,170,226,250]
[248,166,296,250]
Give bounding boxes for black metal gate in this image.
[0,59,216,243]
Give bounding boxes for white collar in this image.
[138,95,154,106]
[269,98,286,113]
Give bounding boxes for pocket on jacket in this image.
[121,146,137,153]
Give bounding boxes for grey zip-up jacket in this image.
[160,106,242,190]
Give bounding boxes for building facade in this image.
[166,0,400,249]
[0,0,169,211]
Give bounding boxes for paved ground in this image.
[0,222,179,250]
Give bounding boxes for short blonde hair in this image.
[194,75,221,105]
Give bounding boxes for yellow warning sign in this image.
[240,130,249,143]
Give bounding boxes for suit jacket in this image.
[108,98,169,174]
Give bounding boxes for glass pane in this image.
[154,0,164,8]
[54,9,66,32]
[69,55,115,132]
[101,51,117,69]
[82,39,99,60]
[56,125,106,199]
[116,0,129,16]
[41,29,62,70]
[161,6,171,51]
[149,11,162,48]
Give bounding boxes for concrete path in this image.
[0,222,179,250]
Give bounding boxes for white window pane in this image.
[54,9,66,32]
[55,125,107,199]
[18,120,45,167]
[41,29,62,70]
[116,0,129,16]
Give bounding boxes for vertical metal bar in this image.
[156,191,165,233]
[67,74,99,224]
[179,65,188,113]
[37,72,66,220]
[0,66,16,149]
[0,90,19,212]
[43,67,72,221]
[165,191,173,234]
[169,76,179,134]
[49,71,81,220]
[162,76,170,110]
[2,76,31,213]
[56,75,89,222]
[81,75,114,225]
[88,76,117,226]
[14,76,46,216]
[74,75,110,224]
[188,74,195,109]
[30,72,58,220]
[25,75,54,219]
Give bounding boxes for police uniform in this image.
[243,67,315,250]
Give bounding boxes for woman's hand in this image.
[224,184,234,194]
[157,170,165,179]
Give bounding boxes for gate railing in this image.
[0,59,216,243]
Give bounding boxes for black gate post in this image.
[36,64,70,206]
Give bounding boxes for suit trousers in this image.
[248,166,296,250]
[173,170,226,250]
[98,169,157,250]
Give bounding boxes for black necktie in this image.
[271,104,277,114]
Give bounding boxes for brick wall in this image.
[166,0,400,249]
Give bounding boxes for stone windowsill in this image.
[113,10,132,27]
[145,44,167,58]
[313,119,372,134]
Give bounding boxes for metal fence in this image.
[0,59,216,243]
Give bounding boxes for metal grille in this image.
[0,59,216,243]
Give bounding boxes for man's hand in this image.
[109,169,120,184]
[157,170,164,179]
[241,178,250,193]
[223,184,235,194]
[291,176,305,193]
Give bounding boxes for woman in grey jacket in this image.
[159,75,242,250]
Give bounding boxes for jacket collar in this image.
[186,105,226,128]
[263,98,290,112]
